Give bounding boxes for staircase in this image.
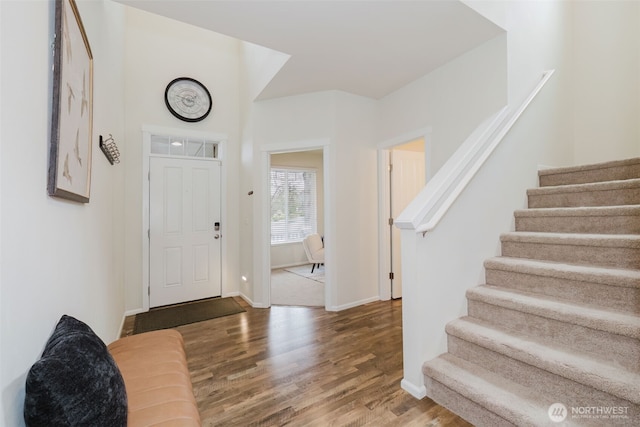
[422,158,640,426]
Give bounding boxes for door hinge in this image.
[148,171,150,180]
[388,163,393,172]
[389,272,394,280]
[147,229,150,239]
[388,218,394,226]
[148,286,150,296]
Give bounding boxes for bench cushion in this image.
[108,329,201,427]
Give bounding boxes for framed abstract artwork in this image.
[48,0,93,203]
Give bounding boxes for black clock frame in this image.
[164,77,212,123]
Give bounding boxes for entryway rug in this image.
[133,297,245,334]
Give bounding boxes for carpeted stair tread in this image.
[538,157,640,187]
[466,285,640,339]
[423,354,583,427]
[484,257,640,289]
[500,231,640,248]
[467,285,640,372]
[529,178,640,196]
[514,205,640,234]
[446,317,640,404]
[539,157,640,176]
[484,257,640,313]
[500,232,640,269]
[527,178,640,210]
[515,204,640,219]
[500,232,640,270]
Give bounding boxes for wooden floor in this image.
[122,297,472,427]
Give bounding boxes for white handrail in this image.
[394,70,555,235]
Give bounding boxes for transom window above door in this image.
[150,134,218,159]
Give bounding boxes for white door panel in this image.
[150,157,221,307]
[391,150,425,299]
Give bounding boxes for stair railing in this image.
[395,70,555,235]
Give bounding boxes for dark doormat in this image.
[133,297,245,334]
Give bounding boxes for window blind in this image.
[270,168,317,244]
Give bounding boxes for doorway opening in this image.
[378,130,431,300]
[269,149,325,307]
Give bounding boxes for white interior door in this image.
[390,149,425,299]
[149,156,221,307]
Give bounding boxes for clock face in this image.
[164,77,212,122]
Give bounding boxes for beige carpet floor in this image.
[271,266,325,307]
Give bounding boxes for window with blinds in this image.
[270,168,317,244]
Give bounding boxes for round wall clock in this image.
[164,77,213,122]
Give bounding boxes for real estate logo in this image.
[547,402,630,422]
[548,402,568,423]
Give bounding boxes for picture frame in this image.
[48,0,93,203]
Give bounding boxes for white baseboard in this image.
[401,378,427,399]
[115,308,146,341]
[125,307,146,317]
[115,315,126,342]
[271,261,309,270]
[238,292,270,308]
[222,291,240,298]
[328,296,380,312]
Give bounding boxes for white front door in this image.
[149,156,222,307]
[390,149,425,299]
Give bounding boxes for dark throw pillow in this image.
[24,315,127,427]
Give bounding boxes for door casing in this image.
[141,125,228,312]
[258,139,331,309]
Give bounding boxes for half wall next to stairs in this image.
[423,157,640,426]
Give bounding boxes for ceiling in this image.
[117,0,504,101]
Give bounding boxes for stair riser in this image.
[448,335,639,417]
[528,187,640,208]
[485,268,639,314]
[467,300,640,372]
[501,240,640,269]
[515,214,640,235]
[424,378,517,427]
[539,164,640,187]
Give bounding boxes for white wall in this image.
[248,32,509,311]
[400,0,575,396]
[0,0,126,424]
[243,8,508,312]
[122,7,242,312]
[237,41,294,301]
[250,92,333,307]
[240,41,290,104]
[248,91,379,310]
[331,92,379,309]
[572,0,640,163]
[378,34,507,175]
